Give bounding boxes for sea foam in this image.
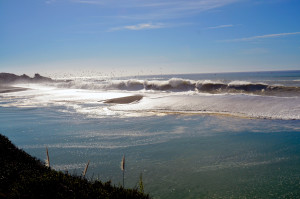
[47,78,300,97]
[1,75,300,120]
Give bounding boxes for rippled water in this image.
[1,106,300,198]
[1,71,300,198]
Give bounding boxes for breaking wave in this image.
[52,78,300,96]
[2,76,300,120]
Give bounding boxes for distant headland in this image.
[0,73,53,84]
[0,73,55,93]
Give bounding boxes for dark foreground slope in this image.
[0,134,150,199]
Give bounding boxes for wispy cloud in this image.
[222,32,300,42]
[60,0,241,34]
[109,23,165,31]
[45,0,56,4]
[124,23,164,30]
[70,0,241,20]
[71,0,105,5]
[205,24,235,29]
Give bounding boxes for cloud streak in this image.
[205,24,235,29]
[70,0,241,20]
[70,0,105,4]
[45,0,56,4]
[222,32,300,42]
[124,23,164,30]
[109,23,165,31]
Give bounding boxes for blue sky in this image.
[1,0,300,76]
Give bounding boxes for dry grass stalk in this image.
[82,160,90,178]
[45,146,50,168]
[139,173,144,193]
[121,155,125,187]
[121,155,125,171]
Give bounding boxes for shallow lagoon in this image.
[1,106,300,198]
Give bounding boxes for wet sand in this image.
[103,95,143,104]
[0,86,28,93]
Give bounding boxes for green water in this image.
[1,106,300,198]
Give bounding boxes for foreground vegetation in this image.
[0,134,150,199]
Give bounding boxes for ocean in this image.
[1,70,300,198]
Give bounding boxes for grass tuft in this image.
[0,134,150,199]
[82,160,90,178]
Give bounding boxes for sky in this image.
[0,0,300,77]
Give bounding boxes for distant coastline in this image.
[0,73,53,85]
[0,73,62,94]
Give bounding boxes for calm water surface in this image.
[1,106,300,198]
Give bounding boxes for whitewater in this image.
[2,71,300,199]
[1,70,300,120]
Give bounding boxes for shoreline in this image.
[0,86,28,93]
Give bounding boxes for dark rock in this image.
[0,73,53,85]
[33,73,53,82]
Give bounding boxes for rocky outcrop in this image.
[0,73,53,84]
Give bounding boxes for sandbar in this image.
[0,86,28,93]
[103,95,143,104]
